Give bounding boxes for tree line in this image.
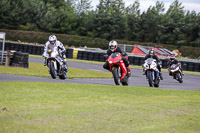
[0,0,200,47]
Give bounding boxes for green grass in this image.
[0,62,112,79]
[0,81,199,133]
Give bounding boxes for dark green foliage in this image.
[1,29,109,49]
[1,29,199,58]
[0,0,200,58]
[92,0,126,40]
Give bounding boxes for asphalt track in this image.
[0,57,200,90]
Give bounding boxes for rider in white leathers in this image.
[42,35,68,71]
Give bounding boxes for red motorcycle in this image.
[107,52,130,86]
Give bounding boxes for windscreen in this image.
[146,58,154,64]
[110,52,121,58]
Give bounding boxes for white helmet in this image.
[109,40,118,52]
[49,35,57,45]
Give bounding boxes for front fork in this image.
[146,70,159,80]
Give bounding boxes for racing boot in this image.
[44,58,47,66]
[159,72,163,80]
[181,69,184,76]
[143,69,146,75]
[127,66,131,77]
[64,62,68,72]
[63,59,68,72]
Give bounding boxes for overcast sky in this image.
[91,0,200,13]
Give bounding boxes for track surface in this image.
[0,57,200,90]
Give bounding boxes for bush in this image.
[1,29,109,49]
[179,46,200,59]
[1,29,200,58]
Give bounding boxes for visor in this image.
[50,41,55,44]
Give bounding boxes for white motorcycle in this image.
[169,64,183,83]
[143,58,160,87]
[44,46,67,79]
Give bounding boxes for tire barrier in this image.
[11,51,29,68]
[77,51,106,62]
[73,49,79,59]
[66,48,73,58]
[1,42,200,72]
[3,42,44,55]
[2,42,74,59]
[77,50,200,72]
[161,59,169,69]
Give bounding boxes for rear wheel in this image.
[147,71,153,87]
[49,61,57,79]
[112,67,120,85]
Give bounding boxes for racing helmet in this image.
[109,40,118,52]
[149,49,155,56]
[170,54,176,60]
[49,35,57,45]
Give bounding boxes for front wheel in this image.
[176,72,183,83]
[154,72,160,88]
[112,67,120,85]
[59,71,67,80]
[147,71,153,87]
[49,60,57,79]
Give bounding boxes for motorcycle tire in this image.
[147,71,153,87]
[59,72,67,80]
[49,60,57,79]
[154,73,160,88]
[112,67,120,85]
[154,79,160,88]
[177,72,183,83]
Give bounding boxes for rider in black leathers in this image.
[144,49,163,80]
[167,55,183,76]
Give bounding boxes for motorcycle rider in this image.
[42,35,68,71]
[144,49,163,80]
[103,40,131,77]
[168,54,183,76]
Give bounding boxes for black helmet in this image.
[149,49,155,56]
[170,54,176,60]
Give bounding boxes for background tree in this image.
[125,0,140,41]
[183,11,200,47]
[160,0,185,46]
[93,0,126,40]
[0,0,199,48]
[138,1,165,43]
[0,0,25,29]
[73,0,94,36]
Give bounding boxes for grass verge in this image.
[0,62,112,79]
[0,81,199,133]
